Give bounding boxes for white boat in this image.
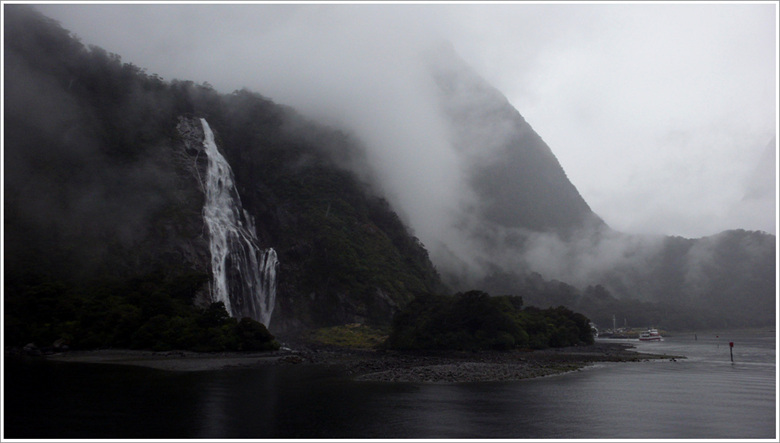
[638,328,663,341]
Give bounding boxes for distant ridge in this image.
[426,43,605,234]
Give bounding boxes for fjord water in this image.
[4,330,775,439]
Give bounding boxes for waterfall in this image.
[200,118,278,326]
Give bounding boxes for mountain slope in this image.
[3,6,773,347]
[421,44,775,329]
[3,6,443,346]
[427,44,603,233]
[419,43,612,288]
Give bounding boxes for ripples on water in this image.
[4,330,776,439]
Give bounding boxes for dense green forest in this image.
[385,290,593,351]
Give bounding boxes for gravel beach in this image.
[38,341,681,383]
[312,341,680,383]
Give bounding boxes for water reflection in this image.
[5,331,775,439]
[196,371,233,437]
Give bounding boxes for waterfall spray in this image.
[200,118,278,326]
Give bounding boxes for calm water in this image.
[4,330,776,439]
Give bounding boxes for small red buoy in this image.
[729,342,734,348]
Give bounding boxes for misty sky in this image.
[31,2,778,238]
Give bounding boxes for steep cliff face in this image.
[427,44,603,234]
[419,44,611,289]
[3,6,443,343]
[202,98,445,334]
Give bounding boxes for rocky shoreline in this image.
[26,341,682,383]
[308,341,681,383]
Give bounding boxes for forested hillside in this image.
[4,5,444,348]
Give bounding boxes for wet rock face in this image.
[271,289,400,337]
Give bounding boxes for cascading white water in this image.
[200,118,278,326]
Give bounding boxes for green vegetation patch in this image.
[308,323,389,349]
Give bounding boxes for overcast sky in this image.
[33,2,778,239]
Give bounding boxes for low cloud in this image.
[32,4,777,287]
